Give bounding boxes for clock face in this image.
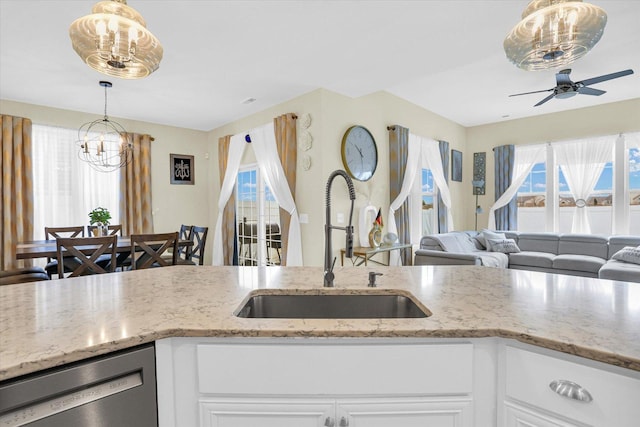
[341,125,378,181]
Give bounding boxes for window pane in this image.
[517,162,545,207]
[32,125,119,241]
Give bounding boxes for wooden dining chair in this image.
[55,235,117,277]
[87,224,122,237]
[176,224,193,262]
[44,226,85,278]
[186,226,208,266]
[130,232,179,270]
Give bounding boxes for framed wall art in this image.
[170,154,194,185]
[451,149,462,182]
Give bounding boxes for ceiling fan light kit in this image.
[504,0,607,71]
[69,0,163,79]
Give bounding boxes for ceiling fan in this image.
[510,68,634,107]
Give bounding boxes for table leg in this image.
[341,251,344,267]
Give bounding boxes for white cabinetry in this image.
[156,338,478,427]
[199,396,472,427]
[499,344,640,427]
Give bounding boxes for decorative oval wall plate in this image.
[301,155,311,171]
[299,113,311,129]
[299,130,313,151]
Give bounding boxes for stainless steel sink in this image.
[235,291,431,319]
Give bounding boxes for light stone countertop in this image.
[1,265,639,381]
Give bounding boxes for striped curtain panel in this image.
[1,115,34,269]
[273,113,297,266]
[120,133,153,235]
[494,144,516,230]
[218,135,237,265]
[388,125,411,265]
[438,140,449,233]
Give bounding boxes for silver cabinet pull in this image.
[324,417,335,427]
[549,379,593,403]
[339,416,349,426]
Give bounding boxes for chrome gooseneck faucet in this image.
[324,170,356,287]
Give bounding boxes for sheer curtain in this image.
[212,123,303,266]
[488,145,545,230]
[32,125,119,240]
[554,136,613,233]
[387,133,453,265]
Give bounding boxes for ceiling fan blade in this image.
[578,69,634,87]
[509,88,554,97]
[578,87,606,96]
[534,93,556,107]
[556,69,573,85]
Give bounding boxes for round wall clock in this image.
[341,125,378,181]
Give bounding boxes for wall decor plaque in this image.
[170,154,194,185]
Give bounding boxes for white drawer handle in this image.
[549,379,593,403]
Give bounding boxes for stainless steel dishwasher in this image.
[0,343,157,426]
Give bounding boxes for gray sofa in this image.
[414,231,640,283]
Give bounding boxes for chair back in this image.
[45,226,85,239]
[130,232,179,269]
[188,226,209,265]
[177,224,193,261]
[55,236,117,277]
[87,224,123,236]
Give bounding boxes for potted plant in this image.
[88,207,112,236]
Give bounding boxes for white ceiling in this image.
[1,1,639,132]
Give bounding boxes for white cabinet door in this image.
[337,397,473,427]
[199,398,334,427]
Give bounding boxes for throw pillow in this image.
[612,246,640,265]
[487,238,521,254]
[477,230,506,249]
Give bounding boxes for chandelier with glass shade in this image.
[77,81,133,172]
[504,0,607,71]
[69,0,163,79]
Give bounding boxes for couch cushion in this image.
[487,238,521,253]
[516,233,559,254]
[552,254,606,274]
[476,230,506,249]
[599,260,640,283]
[558,234,608,258]
[611,246,640,265]
[608,236,640,259]
[419,235,444,251]
[508,251,556,269]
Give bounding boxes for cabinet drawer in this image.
[197,342,473,395]
[505,346,640,426]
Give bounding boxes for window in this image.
[235,166,281,266]
[421,168,436,235]
[515,133,640,234]
[32,124,120,240]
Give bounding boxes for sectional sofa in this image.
[414,230,640,283]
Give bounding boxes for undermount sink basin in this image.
[235,291,431,319]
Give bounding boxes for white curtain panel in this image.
[554,136,613,234]
[387,133,454,266]
[488,145,546,230]
[250,122,303,266]
[212,133,247,265]
[32,125,120,240]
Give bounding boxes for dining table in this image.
[15,237,193,260]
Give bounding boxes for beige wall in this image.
[208,89,467,267]
[4,94,639,267]
[0,99,211,260]
[467,98,640,231]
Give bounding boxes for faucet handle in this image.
[368,272,383,287]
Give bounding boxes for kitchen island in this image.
[2,264,639,380]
